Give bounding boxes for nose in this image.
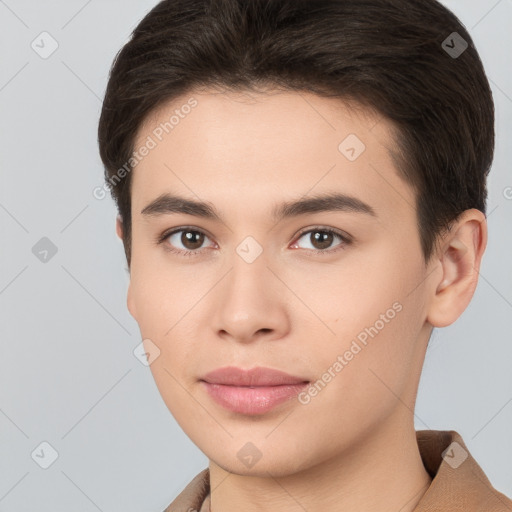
[210,244,291,345]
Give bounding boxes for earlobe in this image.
[427,209,487,328]
[115,214,124,240]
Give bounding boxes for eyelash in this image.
[157,226,352,258]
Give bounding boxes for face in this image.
[125,89,436,477]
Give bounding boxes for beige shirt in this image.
[164,430,512,511]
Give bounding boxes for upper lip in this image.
[201,366,309,386]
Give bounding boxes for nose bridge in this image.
[211,234,289,342]
[226,234,272,307]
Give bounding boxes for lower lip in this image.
[201,381,309,415]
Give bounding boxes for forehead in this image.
[130,88,414,223]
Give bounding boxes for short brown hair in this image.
[98,0,494,268]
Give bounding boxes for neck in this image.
[208,416,432,512]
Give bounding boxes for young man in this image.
[98,0,512,510]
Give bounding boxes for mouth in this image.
[199,366,310,415]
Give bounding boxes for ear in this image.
[115,214,124,240]
[116,214,136,317]
[426,209,487,328]
[127,280,137,319]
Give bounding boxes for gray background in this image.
[0,0,511,510]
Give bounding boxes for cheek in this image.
[292,300,420,459]
[293,250,426,411]
[134,285,201,429]
[278,244,406,330]
[129,258,195,335]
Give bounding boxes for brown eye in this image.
[293,227,350,254]
[179,230,205,250]
[309,230,335,250]
[162,228,215,255]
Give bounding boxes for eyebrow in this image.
[140,192,377,222]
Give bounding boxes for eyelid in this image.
[157,225,214,243]
[294,225,353,244]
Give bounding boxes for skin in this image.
[116,88,487,512]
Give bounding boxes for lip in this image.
[200,366,310,415]
[201,366,308,386]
